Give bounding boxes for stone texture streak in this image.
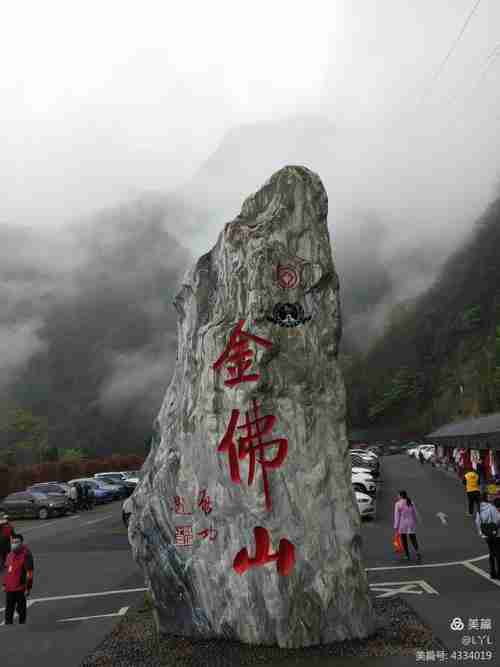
[129,165,375,647]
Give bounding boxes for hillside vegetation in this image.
[344,195,500,435]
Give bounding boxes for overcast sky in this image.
[2,0,500,237]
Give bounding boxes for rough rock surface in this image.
[129,165,375,648]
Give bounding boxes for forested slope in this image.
[344,195,500,434]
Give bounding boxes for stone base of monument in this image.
[80,593,446,666]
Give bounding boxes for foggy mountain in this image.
[0,111,486,460]
[0,199,191,459]
[345,190,500,435]
[173,113,466,352]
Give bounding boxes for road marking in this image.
[0,587,147,613]
[58,606,129,623]
[436,512,448,525]
[82,515,113,526]
[21,515,81,533]
[462,560,500,588]
[370,580,439,598]
[366,553,489,571]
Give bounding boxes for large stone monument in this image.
[129,165,375,647]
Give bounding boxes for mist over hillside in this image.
[345,190,500,434]
[0,199,191,460]
[0,111,495,460]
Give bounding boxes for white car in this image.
[351,466,375,482]
[421,446,436,461]
[352,475,376,496]
[122,496,133,526]
[355,491,376,519]
[411,445,435,459]
[120,470,141,484]
[349,449,378,461]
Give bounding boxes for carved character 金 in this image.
[212,318,273,386]
[233,526,295,576]
[217,399,288,512]
[267,302,312,328]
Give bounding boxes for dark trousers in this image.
[400,533,419,558]
[486,538,500,577]
[467,491,481,515]
[5,590,27,624]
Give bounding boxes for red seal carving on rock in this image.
[277,263,299,289]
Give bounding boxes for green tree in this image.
[59,448,84,462]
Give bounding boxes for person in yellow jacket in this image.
[463,468,481,516]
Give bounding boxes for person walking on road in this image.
[418,450,425,465]
[475,493,500,579]
[75,482,84,511]
[463,468,481,516]
[69,484,78,512]
[2,534,34,625]
[0,515,16,570]
[394,490,422,562]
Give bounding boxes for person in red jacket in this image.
[3,533,34,624]
[0,514,16,569]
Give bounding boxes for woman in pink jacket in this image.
[394,490,422,562]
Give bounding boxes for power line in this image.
[418,0,483,107]
[446,41,500,110]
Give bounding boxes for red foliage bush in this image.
[0,455,145,500]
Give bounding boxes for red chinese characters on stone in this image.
[174,496,192,515]
[197,489,213,515]
[212,319,272,387]
[197,527,218,542]
[217,398,288,512]
[233,526,295,576]
[175,526,193,547]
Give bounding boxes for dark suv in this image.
[0,491,69,520]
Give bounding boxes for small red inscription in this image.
[174,496,192,515]
[198,489,213,515]
[217,399,288,512]
[175,525,193,547]
[233,526,295,576]
[212,319,273,387]
[197,527,218,542]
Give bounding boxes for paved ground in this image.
[0,502,145,666]
[364,454,499,662]
[1,455,498,666]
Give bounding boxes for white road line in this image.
[21,515,81,533]
[82,515,113,526]
[462,560,500,588]
[366,553,489,571]
[369,580,439,598]
[0,587,147,613]
[57,606,129,623]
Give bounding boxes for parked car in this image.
[94,473,135,496]
[351,455,379,477]
[351,449,378,459]
[355,490,376,519]
[121,470,142,484]
[352,476,376,496]
[122,496,133,526]
[67,479,114,504]
[351,465,376,478]
[0,491,69,520]
[421,445,436,461]
[27,482,70,499]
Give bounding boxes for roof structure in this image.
[427,412,500,438]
